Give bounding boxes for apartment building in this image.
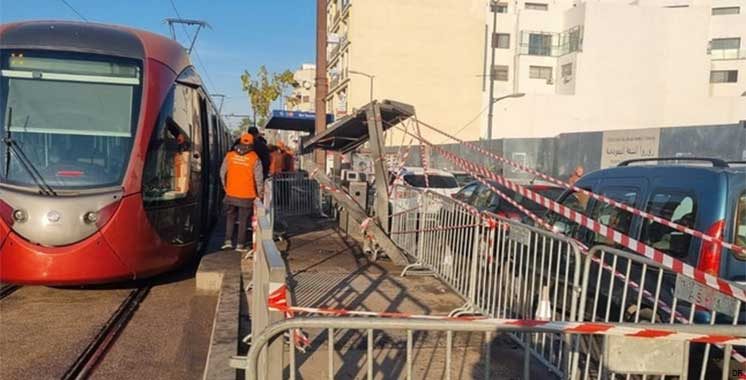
[325,0,487,142]
[486,0,746,138]
[325,0,745,142]
[288,63,316,113]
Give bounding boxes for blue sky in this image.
[0,0,316,126]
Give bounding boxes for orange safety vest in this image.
[269,150,284,175]
[284,152,295,172]
[224,151,259,199]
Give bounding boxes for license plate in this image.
[674,274,740,316]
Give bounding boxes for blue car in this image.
[550,157,745,376]
[552,157,745,285]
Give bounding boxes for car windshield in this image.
[403,174,458,188]
[0,52,142,190]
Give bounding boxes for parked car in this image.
[390,167,460,197]
[452,179,564,224]
[450,170,476,187]
[549,157,746,285]
[389,167,460,215]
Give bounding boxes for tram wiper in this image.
[3,108,57,196]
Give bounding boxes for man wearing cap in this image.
[220,132,263,252]
[248,126,270,180]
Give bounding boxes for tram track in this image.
[61,286,151,380]
[0,284,21,301]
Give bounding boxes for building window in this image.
[710,70,738,83]
[492,65,509,81]
[525,2,548,10]
[561,63,573,83]
[528,33,553,56]
[493,33,510,49]
[711,37,741,50]
[529,66,553,81]
[491,2,508,13]
[712,6,740,15]
[709,37,742,59]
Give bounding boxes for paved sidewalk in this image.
[243,216,553,379]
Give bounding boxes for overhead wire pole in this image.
[164,18,211,55]
[315,0,328,169]
[210,94,226,114]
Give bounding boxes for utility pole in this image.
[210,93,225,115]
[314,0,328,168]
[486,1,499,141]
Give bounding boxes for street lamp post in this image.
[486,0,499,140]
[487,93,525,139]
[348,70,375,103]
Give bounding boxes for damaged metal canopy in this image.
[300,100,414,154]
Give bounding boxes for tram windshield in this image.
[0,52,142,190]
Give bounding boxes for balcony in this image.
[709,48,746,60]
[327,32,348,61]
[518,26,583,57]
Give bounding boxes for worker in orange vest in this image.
[220,132,263,252]
[269,142,286,175]
[282,145,296,172]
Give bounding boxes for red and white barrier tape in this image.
[267,287,746,346]
[267,284,310,350]
[414,119,746,258]
[413,117,431,189]
[396,126,746,304]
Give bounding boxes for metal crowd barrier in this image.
[392,186,584,376]
[389,185,746,378]
[271,172,321,218]
[240,317,744,380]
[244,199,287,379]
[573,245,746,379]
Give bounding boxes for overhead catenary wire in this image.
[167,0,217,95]
[59,0,89,22]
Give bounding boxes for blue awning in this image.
[263,110,334,134]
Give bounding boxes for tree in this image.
[240,66,298,127]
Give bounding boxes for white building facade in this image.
[485,0,746,138]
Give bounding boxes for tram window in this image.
[0,52,141,189]
[142,85,194,203]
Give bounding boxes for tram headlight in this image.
[12,209,27,223]
[83,211,99,224]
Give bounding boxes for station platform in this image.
[237,215,552,379]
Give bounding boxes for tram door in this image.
[197,95,213,238]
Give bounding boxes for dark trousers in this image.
[225,205,253,247]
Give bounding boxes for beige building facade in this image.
[325,0,487,143]
[288,63,317,113]
[325,0,746,142]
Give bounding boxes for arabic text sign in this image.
[600,128,661,168]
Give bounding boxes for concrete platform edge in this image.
[197,251,241,380]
